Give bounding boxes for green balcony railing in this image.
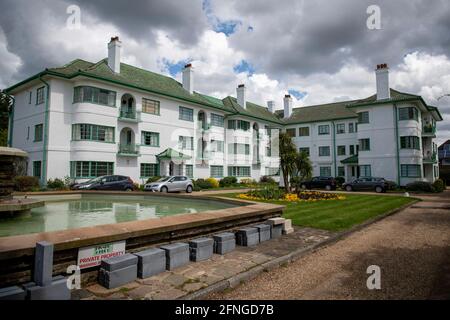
[423,151,437,163]
[422,124,436,135]
[119,109,141,122]
[118,144,140,156]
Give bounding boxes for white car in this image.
[144,176,194,193]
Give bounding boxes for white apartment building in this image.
[5,38,442,186]
[5,37,281,185]
[281,64,443,186]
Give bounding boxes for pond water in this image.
[0,195,238,237]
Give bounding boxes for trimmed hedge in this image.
[432,179,445,193]
[219,176,237,187]
[46,178,67,190]
[405,181,434,192]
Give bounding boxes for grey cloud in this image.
[72,0,208,45]
[0,0,208,86]
[224,0,450,77]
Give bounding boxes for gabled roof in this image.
[347,89,421,107]
[222,96,283,125]
[156,148,191,160]
[341,155,358,164]
[5,58,284,124]
[48,58,237,114]
[279,88,443,124]
[279,99,359,124]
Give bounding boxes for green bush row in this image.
[405,179,445,193]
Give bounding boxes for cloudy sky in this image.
[0,0,449,143]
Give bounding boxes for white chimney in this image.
[182,63,194,94]
[108,36,122,73]
[375,63,390,100]
[283,94,293,118]
[267,101,276,113]
[237,84,247,109]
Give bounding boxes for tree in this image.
[0,91,12,147]
[295,151,313,182]
[279,132,297,192]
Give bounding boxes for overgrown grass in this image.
[220,193,417,231]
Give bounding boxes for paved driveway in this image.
[208,191,450,299]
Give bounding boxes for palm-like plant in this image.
[295,151,313,182]
[279,132,297,192]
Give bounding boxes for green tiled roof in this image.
[49,58,237,114]
[279,99,359,124]
[222,96,283,125]
[341,155,358,164]
[279,88,443,124]
[347,89,421,107]
[156,148,191,160]
[5,59,443,123]
[6,58,289,123]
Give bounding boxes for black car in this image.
[71,175,134,191]
[300,176,337,191]
[342,177,388,193]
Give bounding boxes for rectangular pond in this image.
[0,194,239,237]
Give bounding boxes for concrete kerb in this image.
[181,199,419,300]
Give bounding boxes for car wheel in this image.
[325,185,332,191]
[375,186,383,193]
[301,184,307,190]
[345,185,353,192]
[161,186,168,193]
[125,188,133,192]
[186,185,193,193]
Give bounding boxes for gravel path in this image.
[207,193,450,300]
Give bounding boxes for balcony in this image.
[422,124,436,137]
[119,109,141,123]
[423,151,437,164]
[118,144,140,156]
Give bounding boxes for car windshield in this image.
[157,177,171,182]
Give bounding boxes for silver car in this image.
[144,176,194,193]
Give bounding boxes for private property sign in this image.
[77,241,126,269]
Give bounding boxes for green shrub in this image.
[46,178,67,190]
[260,176,276,184]
[335,176,345,187]
[290,176,302,191]
[432,179,445,193]
[194,178,214,189]
[219,176,237,187]
[13,176,40,192]
[247,185,285,200]
[206,178,219,188]
[146,176,161,184]
[405,181,434,192]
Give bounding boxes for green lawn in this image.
[221,193,418,231]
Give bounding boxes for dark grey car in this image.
[342,177,388,193]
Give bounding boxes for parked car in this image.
[144,176,194,193]
[342,177,389,193]
[71,175,134,191]
[300,176,337,191]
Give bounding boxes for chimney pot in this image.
[182,63,194,94]
[375,63,390,100]
[108,37,122,73]
[267,101,276,113]
[283,94,293,118]
[237,84,247,109]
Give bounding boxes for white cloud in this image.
[0,27,22,88]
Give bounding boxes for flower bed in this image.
[238,189,346,202]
